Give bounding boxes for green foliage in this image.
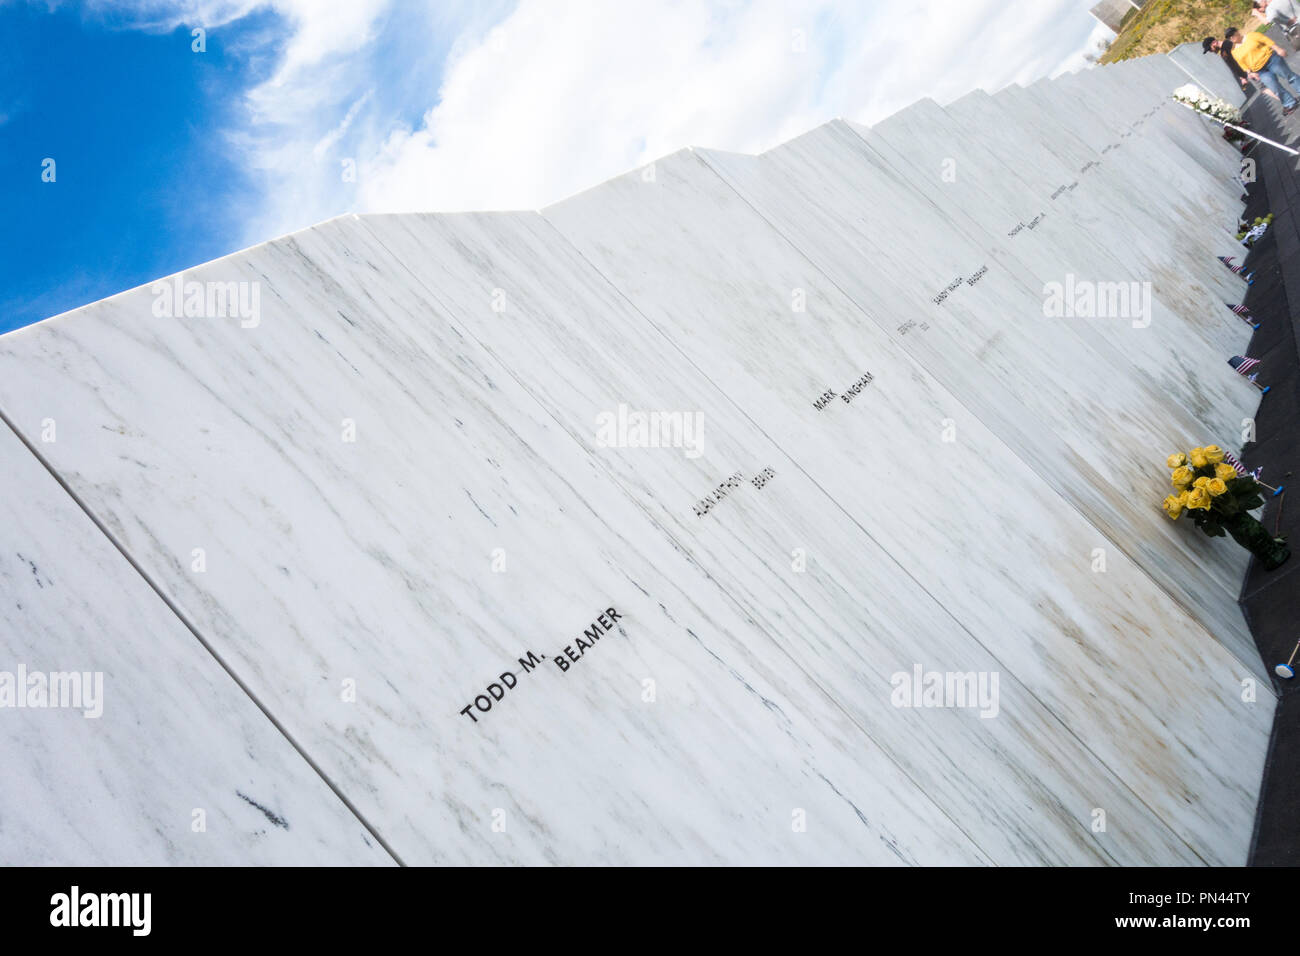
[1162,451,1291,570]
[1226,477,1264,513]
[1195,513,1227,536]
[1103,0,1261,64]
[1185,470,1265,536]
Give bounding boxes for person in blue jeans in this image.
[1233,27,1300,113]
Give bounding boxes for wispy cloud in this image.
[79,0,1101,244]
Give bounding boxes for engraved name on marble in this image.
[693,471,745,517]
[932,276,964,305]
[553,607,623,673]
[840,373,874,404]
[458,650,547,723]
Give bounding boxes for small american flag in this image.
[1218,256,1256,282]
[1223,451,1251,477]
[1226,451,1284,495]
[1225,303,1260,328]
[1229,354,1261,377]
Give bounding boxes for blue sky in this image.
[1,3,267,331]
[0,0,1103,336]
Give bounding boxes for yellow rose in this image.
[1186,487,1213,511]
[1189,448,1209,468]
[1162,495,1185,519]
[1206,478,1228,496]
[1214,463,1237,482]
[1203,445,1225,464]
[1193,476,1211,490]
[1172,466,1194,488]
[1166,453,1187,468]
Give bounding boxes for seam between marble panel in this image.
[0,401,407,866]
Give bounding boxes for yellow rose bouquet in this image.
[1160,446,1289,570]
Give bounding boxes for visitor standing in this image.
[1232,28,1300,113]
[1206,34,1253,93]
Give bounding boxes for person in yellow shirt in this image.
[1204,34,1254,92]
[1232,28,1300,113]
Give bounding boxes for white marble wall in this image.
[1008,78,1246,288]
[946,83,1264,421]
[0,424,393,864]
[541,148,1271,863]
[358,210,1219,864]
[0,52,1275,865]
[0,218,989,866]
[944,86,1248,356]
[1168,41,1250,103]
[1054,62,1244,222]
[841,97,1258,672]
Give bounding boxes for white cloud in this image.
[311,89,374,162]
[361,1,838,214]
[351,0,1097,218]
[92,0,1104,241]
[1053,20,1119,77]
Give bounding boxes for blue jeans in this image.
[1259,52,1300,108]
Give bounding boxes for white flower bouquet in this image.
[1237,214,1275,246]
[1173,84,1244,125]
